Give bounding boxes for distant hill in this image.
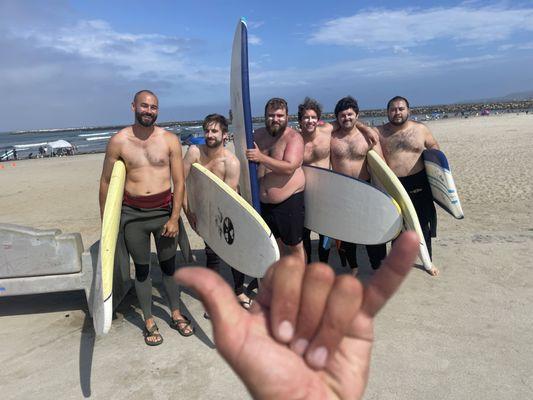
[462,90,533,104]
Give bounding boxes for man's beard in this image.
[266,119,287,136]
[339,119,355,131]
[388,115,408,126]
[136,111,157,127]
[205,137,223,148]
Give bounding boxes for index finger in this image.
[174,267,247,358]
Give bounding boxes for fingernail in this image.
[278,320,294,342]
[292,338,308,355]
[307,346,328,368]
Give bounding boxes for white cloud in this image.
[250,53,502,88]
[498,42,533,51]
[10,19,227,84]
[248,34,262,45]
[247,20,265,29]
[393,46,410,55]
[309,5,533,49]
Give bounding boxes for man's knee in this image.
[159,256,176,276]
[134,263,150,282]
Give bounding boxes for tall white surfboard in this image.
[186,163,279,278]
[423,149,464,219]
[303,165,402,244]
[366,150,433,271]
[230,17,261,212]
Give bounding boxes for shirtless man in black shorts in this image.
[246,98,306,263]
[377,96,440,276]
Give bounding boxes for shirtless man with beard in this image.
[330,96,388,275]
[182,113,252,312]
[377,96,440,276]
[246,98,306,263]
[99,90,193,346]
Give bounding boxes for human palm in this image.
[175,232,419,400]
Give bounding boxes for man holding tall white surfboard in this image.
[246,98,306,264]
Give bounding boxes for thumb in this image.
[174,267,247,350]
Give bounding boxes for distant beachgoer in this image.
[182,113,252,314]
[246,98,306,263]
[377,96,440,276]
[330,96,387,276]
[99,89,193,346]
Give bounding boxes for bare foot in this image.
[427,266,440,276]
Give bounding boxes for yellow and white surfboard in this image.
[94,160,125,335]
[366,150,433,271]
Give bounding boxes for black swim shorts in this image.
[261,191,305,246]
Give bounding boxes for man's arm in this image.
[247,131,304,175]
[356,121,379,147]
[182,145,200,212]
[99,135,122,219]
[423,125,440,150]
[169,134,185,222]
[180,145,201,231]
[224,156,241,192]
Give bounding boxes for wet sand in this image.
[1,114,532,399]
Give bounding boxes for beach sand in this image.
[1,114,532,399]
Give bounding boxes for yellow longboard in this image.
[94,160,126,335]
[366,150,433,270]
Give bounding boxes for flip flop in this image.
[144,323,163,346]
[171,317,195,337]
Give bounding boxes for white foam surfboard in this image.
[186,163,279,278]
[366,150,433,271]
[230,17,261,212]
[94,160,125,335]
[423,149,464,219]
[303,165,402,244]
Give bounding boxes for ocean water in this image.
[0,125,192,159]
[0,117,387,160]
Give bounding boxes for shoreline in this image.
[1,111,531,163]
[3,100,532,136]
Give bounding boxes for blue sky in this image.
[1,0,532,131]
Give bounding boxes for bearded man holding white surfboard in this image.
[330,96,389,275]
[377,96,440,276]
[99,90,194,345]
[182,113,253,311]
